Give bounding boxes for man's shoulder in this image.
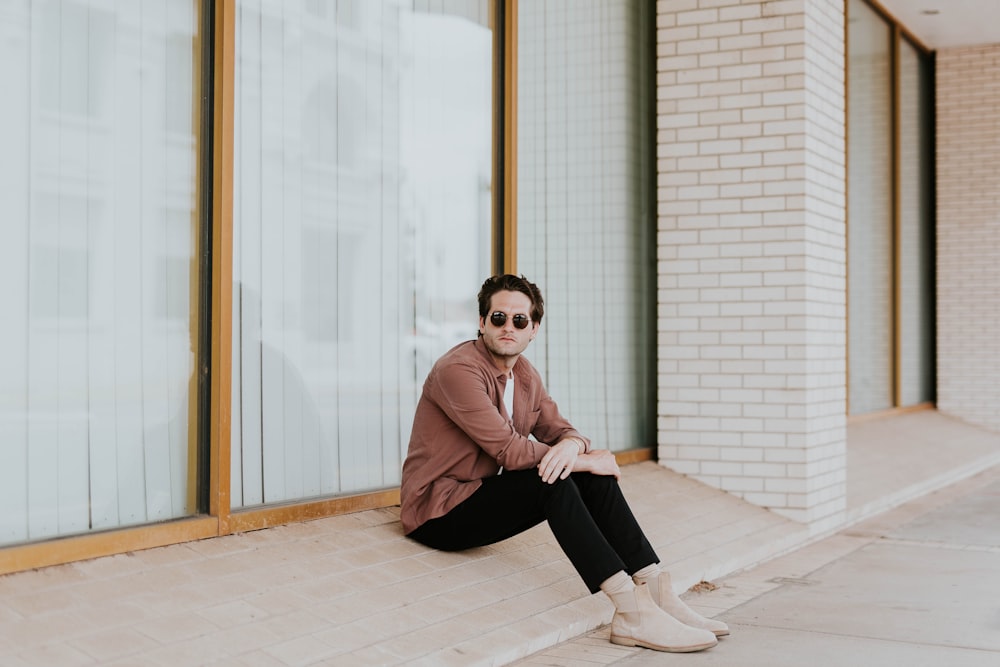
[438,339,478,361]
[424,340,497,395]
[434,339,491,373]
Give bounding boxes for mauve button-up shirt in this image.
[399,338,589,534]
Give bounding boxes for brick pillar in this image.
[655,0,847,531]
[936,45,1000,434]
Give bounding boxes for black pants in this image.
[406,469,659,593]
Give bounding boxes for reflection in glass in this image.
[847,0,893,415]
[0,1,202,546]
[232,1,491,506]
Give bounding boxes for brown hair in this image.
[477,274,544,328]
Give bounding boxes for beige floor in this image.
[517,461,1000,666]
[0,410,997,666]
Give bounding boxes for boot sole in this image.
[610,635,718,653]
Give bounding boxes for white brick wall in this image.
[936,46,1000,433]
[655,0,846,530]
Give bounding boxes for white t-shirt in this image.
[503,370,515,420]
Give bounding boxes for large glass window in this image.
[847,0,893,414]
[0,0,203,546]
[897,38,935,406]
[847,0,935,415]
[231,0,492,507]
[516,0,655,450]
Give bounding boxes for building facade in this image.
[1,0,998,573]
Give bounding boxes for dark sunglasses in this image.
[490,311,531,329]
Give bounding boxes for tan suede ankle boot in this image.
[637,571,730,637]
[608,583,718,653]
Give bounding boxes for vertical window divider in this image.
[503,0,518,274]
[927,50,938,405]
[196,0,216,516]
[843,1,851,416]
[210,0,236,535]
[891,24,902,408]
[492,0,518,274]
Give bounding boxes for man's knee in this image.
[571,471,617,489]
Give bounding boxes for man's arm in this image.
[432,361,549,470]
[530,392,590,454]
[538,441,620,483]
[574,449,621,479]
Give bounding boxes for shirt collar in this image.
[473,337,519,380]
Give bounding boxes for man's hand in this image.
[538,439,581,484]
[576,449,621,480]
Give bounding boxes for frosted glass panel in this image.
[516,0,655,450]
[847,0,893,415]
[0,0,201,546]
[232,0,491,507]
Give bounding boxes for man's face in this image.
[479,290,539,370]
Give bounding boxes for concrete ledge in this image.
[846,410,1000,526]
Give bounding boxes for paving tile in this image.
[449,604,511,635]
[0,593,24,621]
[184,534,258,558]
[307,595,375,627]
[69,626,161,663]
[242,587,315,616]
[68,599,159,630]
[0,563,88,595]
[310,616,391,655]
[1,609,104,650]
[107,635,232,667]
[210,619,285,656]
[375,590,467,626]
[519,632,636,666]
[318,582,403,618]
[293,553,356,579]
[339,545,404,568]
[364,628,457,663]
[133,610,219,644]
[0,652,33,667]
[127,587,217,618]
[73,552,148,580]
[339,644,411,665]
[15,641,98,667]
[197,598,270,629]
[212,649,288,666]
[253,608,330,642]
[174,570,263,602]
[232,562,315,593]
[434,624,527,666]
[66,571,174,606]
[127,543,204,568]
[3,585,80,616]
[415,546,492,571]
[262,634,340,666]
[349,558,434,590]
[359,604,433,639]
[174,553,259,581]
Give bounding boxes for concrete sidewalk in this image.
[517,462,1000,666]
[0,410,997,665]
